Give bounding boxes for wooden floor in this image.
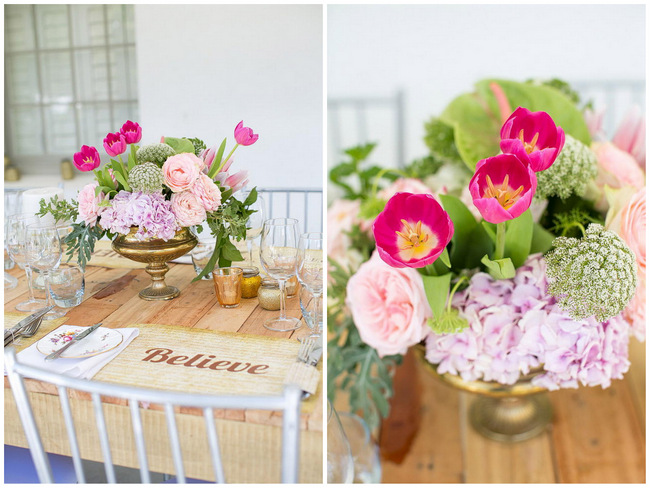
[379,339,645,483]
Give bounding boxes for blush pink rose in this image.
[346,251,432,357]
[170,191,206,227]
[162,153,205,192]
[77,182,106,227]
[590,141,645,211]
[327,199,361,266]
[191,174,222,212]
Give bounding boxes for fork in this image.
[4,314,46,347]
[297,337,315,364]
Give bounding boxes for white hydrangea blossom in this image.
[545,223,637,321]
[128,162,164,193]
[535,134,597,200]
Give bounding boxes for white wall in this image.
[135,4,322,190]
[328,4,645,167]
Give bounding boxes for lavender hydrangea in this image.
[99,191,179,241]
[425,254,631,390]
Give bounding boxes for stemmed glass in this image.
[296,232,323,337]
[259,218,301,332]
[6,215,46,311]
[243,192,266,267]
[327,401,355,483]
[24,222,65,319]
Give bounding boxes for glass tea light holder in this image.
[212,267,243,308]
[191,239,217,280]
[49,264,85,309]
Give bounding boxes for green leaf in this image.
[345,143,376,161]
[221,239,243,262]
[504,210,533,267]
[438,247,451,268]
[193,245,220,282]
[243,187,258,206]
[481,254,515,280]
[439,194,477,268]
[531,223,556,254]
[128,145,137,170]
[465,224,494,269]
[481,221,496,243]
[421,273,452,319]
[358,196,386,221]
[164,137,195,155]
[210,138,228,177]
[112,170,131,191]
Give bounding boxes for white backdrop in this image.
[135,4,323,190]
[328,4,645,168]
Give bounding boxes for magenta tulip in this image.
[500,107,565,172]
[373,192,454,269]
[120,120,142,144]
[469,153,537,224]
[73,145,101,172]
[234,121,259,146]
[103,132,127,157]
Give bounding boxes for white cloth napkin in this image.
[170,255,192,264]
[11,325,139,380]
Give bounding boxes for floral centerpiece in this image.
[327,78,645,433]
[39,120,259,299]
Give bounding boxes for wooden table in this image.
[374,340,645,483]
[4,261,323,483]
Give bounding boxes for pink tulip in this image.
[500,107,565,172]
[373,192,454,269]
[73,145,101,172]
[225,170,249,193]
[119,120,142,144]
[201,146,217,169]
[234,121,259,146]
[612,106,645,169]
[469,153,537,224]
[103,132,127,157]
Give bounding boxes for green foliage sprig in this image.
[327,259,400,430]
[37,195,79,224]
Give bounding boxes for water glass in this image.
[300,286,322,333]
[327,401,355,483]
[49,264,85,308]
[338,412,382,483]
[191,239,216,279]
[212,267,243,308]
[25,222,65,319]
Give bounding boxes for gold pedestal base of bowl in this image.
[112,227,198,301]
[415,345,552,443]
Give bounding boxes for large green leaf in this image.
[531,222,556,254]
[504,210,533,268]
[439,194,478,269]
[164,137,195,155]
[481,254,515,280]
[421,273,452,319]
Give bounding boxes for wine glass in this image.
[243,192,266,267]
[24,222,65,319]
[6,214,46,311]
[259,218,301,332]
[327,401,355,483]
[296,232,323,336]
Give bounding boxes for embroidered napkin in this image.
[12,325,139,380]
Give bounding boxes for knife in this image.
[44,323,103,361]
[4,306,55,343]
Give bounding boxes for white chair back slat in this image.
[4,347,302,483]
[257,188,323,234]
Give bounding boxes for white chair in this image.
[4,347,303,483]
[257,187,323,234]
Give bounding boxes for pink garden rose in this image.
[191,174,222,212]
[346,251,431,357]
[78,182,106,227]
[606,187,646,340]
[162,153,204,192]
[327,199,367,271]
[170,191,206,227]
[590,142,645,212]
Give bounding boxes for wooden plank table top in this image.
[5,261,323,482]
[371,340,645,483]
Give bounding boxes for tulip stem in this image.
[494,222,506,260]
[216,144,240,175]
[371,168,410,196]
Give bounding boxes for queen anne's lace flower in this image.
[128,163,164,193]
[545,223,637,321]
[425,254,631,390]
[535,134,598,200]
[136,143,176,166]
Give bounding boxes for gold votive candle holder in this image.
[241,266,262,298]
[258,278,283,310]
[212,267,243,308]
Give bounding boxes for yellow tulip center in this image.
[395,219,437,262]
[518,129,540,154]
[83,156,94,165]
[483,174,524,211]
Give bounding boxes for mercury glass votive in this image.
[241,266,262,298]
[212,267,243,308]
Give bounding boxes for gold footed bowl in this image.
[112,226,198,301]
[414,345,552,443]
